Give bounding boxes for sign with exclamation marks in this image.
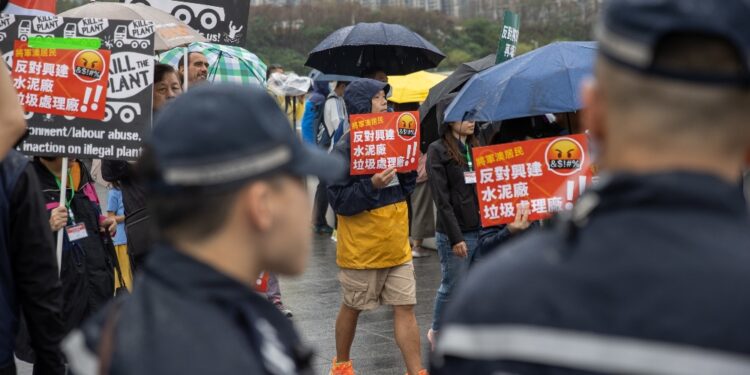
[470,134,593,227]
[404,141,418,167]
[79,85,103,113]
[349,111,421,175]
[80,87,91,112]
[12,40,110,120]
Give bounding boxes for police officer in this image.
[431,0,750,374]
[63,84,345,374]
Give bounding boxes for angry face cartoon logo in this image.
[396,112,417,141]
[73,50,105,82]
[545,137,585,176]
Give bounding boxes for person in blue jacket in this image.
[300,81,330,145]
[432,1,750,374]
[327,79,427,375]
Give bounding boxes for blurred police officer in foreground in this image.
[432,0,750,374]
[62,84,345,374]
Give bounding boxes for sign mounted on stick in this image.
[496,10,520,64]
[0,14,155,160]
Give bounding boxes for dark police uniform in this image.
[65,244,314,375]
[431,173,750,374]
[432,0,750,372]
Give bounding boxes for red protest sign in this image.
[473,134,594,226]
[349,111,420,175]
[12,40,110,120]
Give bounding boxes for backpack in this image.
[315,96,337,149]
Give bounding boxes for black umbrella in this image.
[418,54,495,153]
[305,22,445,76]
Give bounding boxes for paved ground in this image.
[17,232,440,375]
[282,235,439,375]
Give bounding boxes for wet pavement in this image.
[282,235,439,375]
[17,232,440,375]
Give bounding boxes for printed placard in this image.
[496,10,520,64]
[473,134,593,226]
[349,111,420,176]
[121,0,249,46]
[13,40,110,120]
[1,14,155,160]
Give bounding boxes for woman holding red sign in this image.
[425,93,484,350]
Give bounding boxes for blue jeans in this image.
[432,231,479,331]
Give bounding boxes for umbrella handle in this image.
[208,50,223,82]
[183,47,189,92]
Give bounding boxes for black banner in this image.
[0,14,155,161]
[122,0,249,46]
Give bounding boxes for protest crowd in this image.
[1,0,750,374]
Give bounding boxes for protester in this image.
[0,150,65,375]
[17,156,116,364]
[305,80,333,235]
[33,158,116,328]
[107,185,133,292]
[310,80,350,235]
[432,0,750,373]
[327,78,426,375]
[178,51,209,87]
[266,64,306,128]
[409,152,433,258]
[424,93,483,350]
[266,64,284,80]
[153,63,183,109]
[325,81,351,149]
[312,80,350,238]
[63,84,345,374]
[0,53,26,160]
[102,64,183,271]
[301,81,330,145]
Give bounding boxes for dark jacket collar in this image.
[144,244,266,306]
[593,171,748,218]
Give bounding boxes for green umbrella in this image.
[160,42,267,86]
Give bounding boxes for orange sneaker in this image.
[329,357,355,375]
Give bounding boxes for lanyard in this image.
[464,143,473,172]
[54,172,75,222]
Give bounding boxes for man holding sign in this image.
[327,79,426,375]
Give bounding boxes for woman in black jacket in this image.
[425,94,483,349]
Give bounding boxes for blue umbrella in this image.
[305,22,445,76]
[444,42,597,122]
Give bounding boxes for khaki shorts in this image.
[338,262,417,311]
